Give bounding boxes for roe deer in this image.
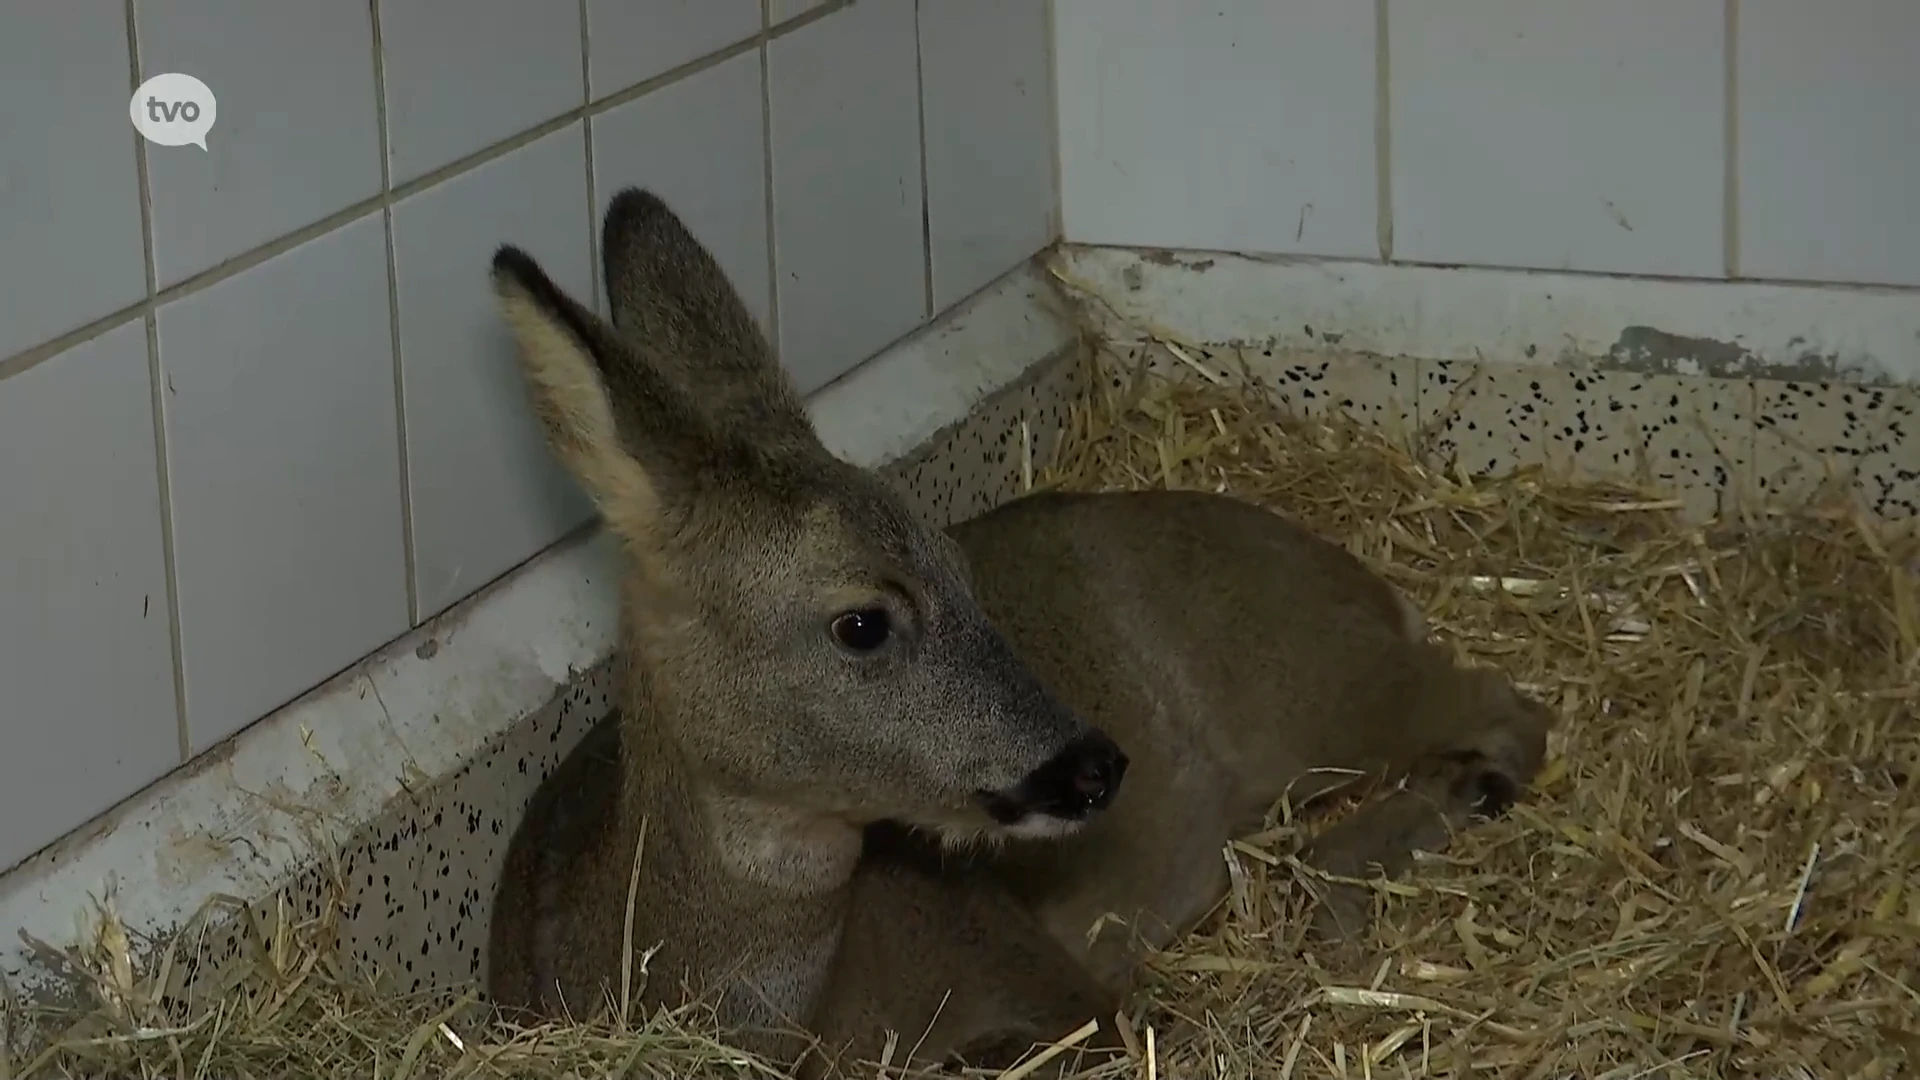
[485,187,1555,1072]
[483,191,1128,1061]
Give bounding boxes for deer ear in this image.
[599,188,817,449]
[490,244,671,547]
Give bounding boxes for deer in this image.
[484,187,1555,1075]
[482,194,1130,1064]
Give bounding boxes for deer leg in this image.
[1298,753,1524,943]
[947,1007,1130,1077]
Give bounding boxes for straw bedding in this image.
[6,324,1916,1079]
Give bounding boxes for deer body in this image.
[484,188,1552,1073]
[948,489,1553,987]
[486,690,859,1056]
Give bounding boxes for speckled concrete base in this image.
[1132,342,1920,528]
[1060,246,1920,529]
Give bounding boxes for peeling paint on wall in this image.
[1604,326,1890,384]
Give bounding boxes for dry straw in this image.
[5,309,1917,1078]
[1027,331,1919,1079]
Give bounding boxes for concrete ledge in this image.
[1056,245,1920,383]
[810,261,1077,464]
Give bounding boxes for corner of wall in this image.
[1041,0,1066,246]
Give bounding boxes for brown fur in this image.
[484,188,1554,1073]
[950,489,1556,986]
[797,824,1129,1078]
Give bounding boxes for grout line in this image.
[125,0,191,763]
[1723,0,1740,279]
[760,0,783,362]
[0,12,849,385]
[1041,0,1066,245]
[912,0,934,318]
[768,0,847,38]
[1374,0,1393,262]
[579,0,602,314]
[752,0,853,360]
[368,0,421,627]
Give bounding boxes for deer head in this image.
[488,189,1126,844]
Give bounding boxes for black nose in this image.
[1065,733,1125,806]
[1467,768,1520,819]
[977,730,1129,825]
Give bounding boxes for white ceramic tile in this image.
[1737,1,1920,287]
[592,51,770,330]
[768,0,925,393]
[1389,0,1724,278]
[586,0,759,98]
[770,0,826,26]
[157,214,410,752]
[1054,0,1377,259]
[0,324,180,873]
[136,0,382,287]
[394,125,597,621]
[919,0,1057,311]
[0,3,148,358]
[379,0,584,185]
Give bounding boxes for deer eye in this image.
[830,608,892,653]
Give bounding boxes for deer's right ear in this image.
[490,244,664,546]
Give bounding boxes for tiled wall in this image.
[1056,0,1920,289]
[0,0,1057,876]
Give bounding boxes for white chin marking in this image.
[1001,815,1087,841]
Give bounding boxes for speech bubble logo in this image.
[130,73,217,151]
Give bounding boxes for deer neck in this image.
[614,654,863,894]
[607,644,859,1042]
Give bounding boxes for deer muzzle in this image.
[974,729,1129,826]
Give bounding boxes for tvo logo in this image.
[129,72,217,151]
